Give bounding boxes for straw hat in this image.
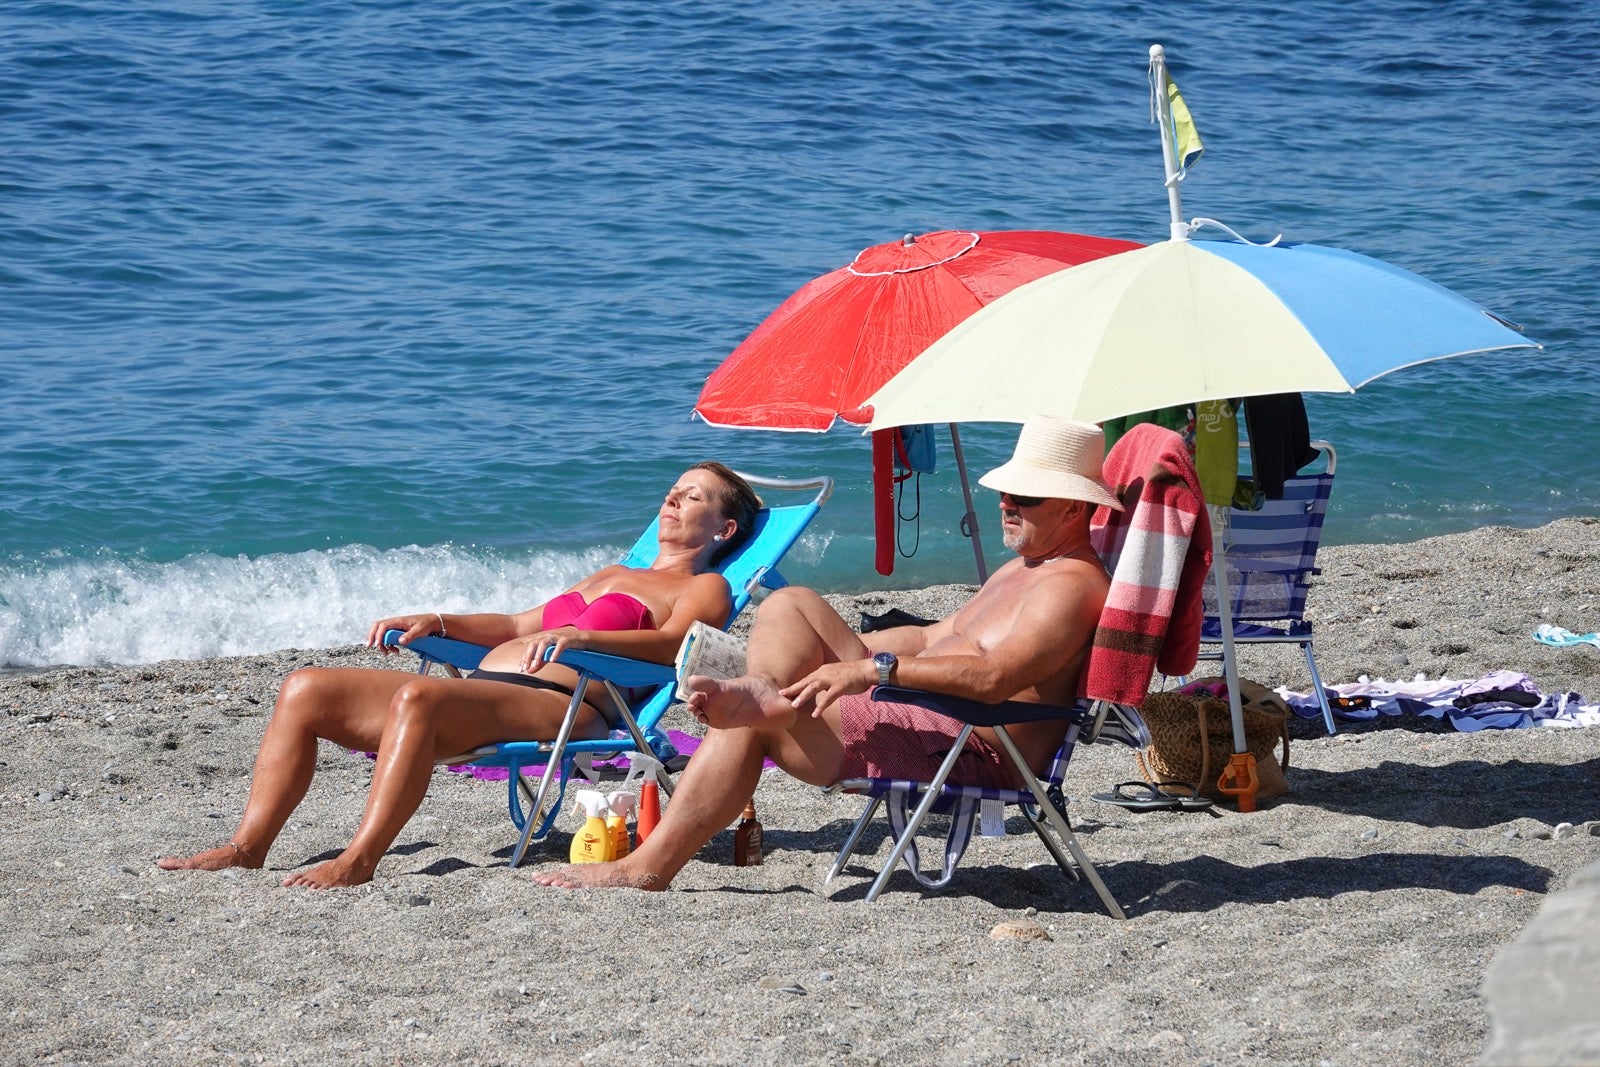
[979,415,1123,511]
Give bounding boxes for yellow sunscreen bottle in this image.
[606,790,636,859]
[569,789,615,864]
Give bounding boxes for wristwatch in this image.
[873,651,897,687]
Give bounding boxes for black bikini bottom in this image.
[466,669,621,730]
[467,669,577,697]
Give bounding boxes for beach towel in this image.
[1084,424,1213,705]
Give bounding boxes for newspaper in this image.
[673,621,748,700]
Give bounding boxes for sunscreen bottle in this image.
[606,790,636,859]
[733,799,763,866]
[568,789,615,864]
[623,752,664,846]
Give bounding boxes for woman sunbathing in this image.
[157,462,760,889]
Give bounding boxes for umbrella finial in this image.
[902,233,916,246]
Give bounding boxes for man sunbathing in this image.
[534,416,1119,891]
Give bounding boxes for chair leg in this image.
[990,726,1126,920]
[864,729,973,903]
[824,794,884,887]
[1303,641,1337,735]
[508,680,592,869]
[1018,803,1081,884]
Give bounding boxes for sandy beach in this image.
[2,518,1598,1065]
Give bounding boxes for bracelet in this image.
[435,612,447,638]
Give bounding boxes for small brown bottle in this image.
[733,800,763,866]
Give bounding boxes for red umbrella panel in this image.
[695,229,1143,431]
[694,229,1141,577]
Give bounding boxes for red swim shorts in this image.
[835,692,1011,789]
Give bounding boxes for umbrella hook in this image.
[1186,216,1282,247]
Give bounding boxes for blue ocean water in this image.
[3,0,1597,667]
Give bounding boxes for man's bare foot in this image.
[156,842,262,872]
[531,861,666,891]
[282,855,375,889]
[685,674,795,730]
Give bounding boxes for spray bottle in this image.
[622,751,664,846]
[605,790,636,859]
[568,789,616,864]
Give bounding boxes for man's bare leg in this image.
[532,723,766,889]
[740,586,868,686]
[533,689,847,891]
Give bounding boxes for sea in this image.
[4,0,1597,668]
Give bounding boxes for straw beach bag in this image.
[1137,679,1291,800]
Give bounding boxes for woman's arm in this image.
[366,610,531,652]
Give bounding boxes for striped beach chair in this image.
[823,694,1150,918]
[1198,442,1338,733]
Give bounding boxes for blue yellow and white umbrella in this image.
[862,44,1541,803]
[861,231,1538,429]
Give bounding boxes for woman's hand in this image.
[518,627,588,674]
[366,613,444,652]
[779,659,876,718]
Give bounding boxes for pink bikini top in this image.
[541,590,656,632]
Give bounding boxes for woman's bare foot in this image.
[282,854,375,889]
[156,842,262,872]
[531,861,665,891]
[685,674,796,730]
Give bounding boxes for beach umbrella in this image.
[863,44,1541,800]
[695,228,1141,578]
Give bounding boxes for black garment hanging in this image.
[1241,393,1320,499]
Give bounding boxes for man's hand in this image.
[780,659,877,717]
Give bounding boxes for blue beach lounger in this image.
[384,471,832,867]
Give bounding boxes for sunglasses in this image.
[1001,492,1046,508]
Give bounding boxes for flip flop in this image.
[1533,624,1600,649]
[1092,781,1208,813]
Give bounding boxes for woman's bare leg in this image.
[158,667,597,886]
[157,667,409,872]
[283,674,601,889]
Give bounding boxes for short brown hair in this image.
[691,461,761,563]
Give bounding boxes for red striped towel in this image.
[1082,424,1213,705]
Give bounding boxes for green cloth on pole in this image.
[1193,399,1239,506]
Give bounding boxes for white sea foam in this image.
[0,543,618,669]
[0,532,847,668]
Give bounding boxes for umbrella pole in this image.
[1205,503,1260,812]
[1149,43,1191,243]
[947,424,989,584]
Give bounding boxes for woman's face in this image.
[660,468,734,548]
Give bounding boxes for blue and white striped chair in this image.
[823,692,1149,918]
[1198,442,1338,733]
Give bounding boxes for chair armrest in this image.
[383,631,490,671]
[550,650,675,689]
[382,631,675,688]
[871,685,1090,728]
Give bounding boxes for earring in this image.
[713,534,724,542]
